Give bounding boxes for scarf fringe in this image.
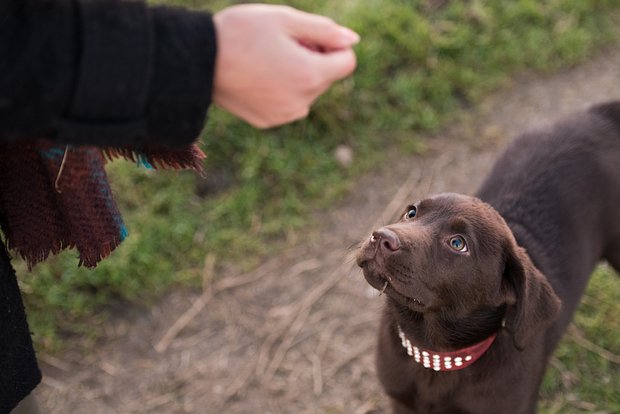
[12,237,124,270]
[76,235,125,268]
[102,145,206,173]
[12,239,74,271]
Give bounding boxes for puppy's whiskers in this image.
[346,241,361,251]
[379,280,389,296]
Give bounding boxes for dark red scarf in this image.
[0,140,204,268]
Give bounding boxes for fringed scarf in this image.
[0,140,205,269]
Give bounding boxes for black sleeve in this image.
[0,245,41,413]
[0,0,217,149]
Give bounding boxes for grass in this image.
[539,266,620,413]
[13,0,620,408]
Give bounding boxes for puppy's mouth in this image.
[381,281,426,309]
[359,262,426,310]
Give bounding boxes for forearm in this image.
[0,0,216,148]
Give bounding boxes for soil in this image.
[35,48,620,413]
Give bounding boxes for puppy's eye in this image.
[405,206,417,219]
[448,235,468,252]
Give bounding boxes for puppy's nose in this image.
[371,228,401,253]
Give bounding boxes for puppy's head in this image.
[357,193,561,350]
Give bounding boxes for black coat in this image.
[0,0,216,411]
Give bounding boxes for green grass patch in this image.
[539,266,620,413]
[17,0,620,357]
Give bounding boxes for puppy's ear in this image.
[501,243,562,351]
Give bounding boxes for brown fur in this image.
[357,101,620,413]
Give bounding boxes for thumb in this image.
[312,48,357,84]
[285,10,360,50]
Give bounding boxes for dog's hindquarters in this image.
[590,102,620,275]
[477,102,620,336]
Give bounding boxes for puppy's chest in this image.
[405,372,507,414]
[382,350,479,412]
[408,371,477,412]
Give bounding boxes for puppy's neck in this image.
[389,299,506,351]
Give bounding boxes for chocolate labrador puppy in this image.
[357,101,620,413]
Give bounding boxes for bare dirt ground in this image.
[35,48,620,413]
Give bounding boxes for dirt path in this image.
[35,48,620,413]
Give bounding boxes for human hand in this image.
[212,4,359,129]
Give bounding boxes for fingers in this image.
[312,48,357,85]
[212,3,359,129]
[283,7,360,50]
[282,8,358,85]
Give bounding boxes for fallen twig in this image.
[324,341,374,380]
[311,353,323,396]
[38,353,70,372]
[354,400,379,414]
[41,375,68,392]
[567,324,620,364]
[224,359,257,401]
[201,252,216,293]
[154,256,282,352]
[262,305,313,380]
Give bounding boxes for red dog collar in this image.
[397,325,497,372]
